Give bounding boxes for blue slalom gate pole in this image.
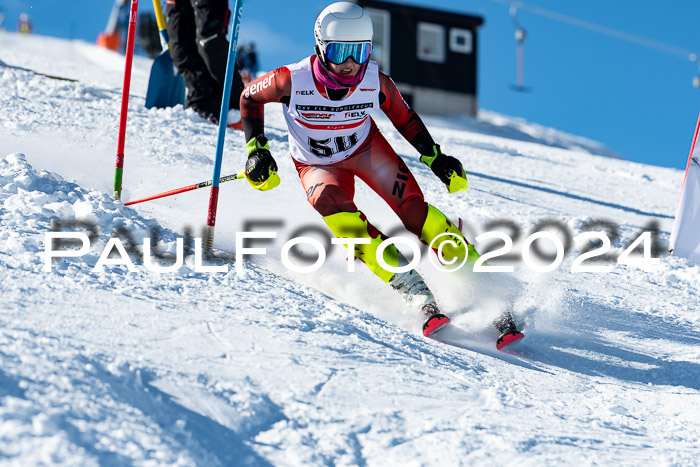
[204,0,244,250]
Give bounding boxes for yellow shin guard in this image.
[324,211,398,283]
[420,205,480,265]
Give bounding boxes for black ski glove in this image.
[419,144,469,193]
[245,135,280,191]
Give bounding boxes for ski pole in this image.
[124,171,245,206]
[204,0,244,251]
[152,0,170,52]
[113,0,139,201]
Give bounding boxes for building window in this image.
[449,28,473,54]
[417,22,445,63]
[366,8,391,73]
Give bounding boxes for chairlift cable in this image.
[490,0,699,62]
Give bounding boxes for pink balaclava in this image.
[312,54,368,90]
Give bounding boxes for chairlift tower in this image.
[510,4,530,92]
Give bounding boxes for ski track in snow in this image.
[1,33,699,465]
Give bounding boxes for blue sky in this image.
[1,0,698,170]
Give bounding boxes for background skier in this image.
[164,0,244,127]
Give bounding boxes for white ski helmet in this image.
[314,2,373,65]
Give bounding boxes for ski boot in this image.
[493,311,524,350]
[389,270,450,337]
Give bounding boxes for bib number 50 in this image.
[309,134,359,158]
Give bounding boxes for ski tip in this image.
[496,331,524,350]
[423,314,450,337]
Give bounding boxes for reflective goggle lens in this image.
[325,42,372,65]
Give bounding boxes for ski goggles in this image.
[325,42,372,65]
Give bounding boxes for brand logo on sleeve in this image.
[244,75,274,98]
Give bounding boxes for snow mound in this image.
[0,152,178,274]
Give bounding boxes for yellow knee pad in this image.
[420,205,479,265]
[323,211,398,283]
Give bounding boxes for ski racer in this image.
[239,2,522,347]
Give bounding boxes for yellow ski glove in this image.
[420,144,469,194]
[245,135,280,191]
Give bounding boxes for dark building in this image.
[353,0,484,116]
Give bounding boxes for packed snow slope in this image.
[1,33,699,466]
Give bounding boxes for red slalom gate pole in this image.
[113,0,139,201]
[124,171,245,206]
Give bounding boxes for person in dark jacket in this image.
[165,0,244,127]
